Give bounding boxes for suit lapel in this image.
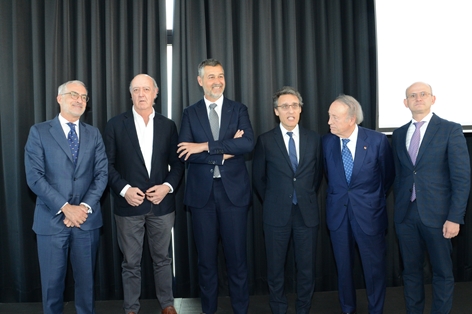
[396,123,413,166]
[123,110,146,165]
[297,126,308,172]
[75,121,93,169]
[49,117,74,164]
[195,100,215,140]
[326,133,346,183]
[351,127,367,181]
[273,127,295,173]
[415,114,440,165]
[219,98,233,139]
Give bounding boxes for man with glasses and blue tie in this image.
[253,86,323,314]
[322,95,394,314]
[25,80,108,314]
[392,82,470,313]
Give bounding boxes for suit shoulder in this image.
[360,126,387,139]
[322,132,336,144]
[392,122,410,136]
[256,127,277,140]
[154,112,176,125]
[106,111,129,125]
[433,114,462,129]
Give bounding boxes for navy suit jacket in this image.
[25,116,108,235]
[392,113,470,227]
[178,97,254,208]
[322,126,395,235]
[252,125,323,227]
[104,109,184,217]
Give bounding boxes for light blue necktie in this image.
[341,139,353,185]
[408,121,425,201]
[287,132,298,204]
[67,122,79,166]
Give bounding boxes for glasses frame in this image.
[407,92,432,100]
[276,103,301,111]
[62,91,89,102]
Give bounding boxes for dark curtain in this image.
[1,0,471,305]
[0,0,168,302]
[171,0,472,299]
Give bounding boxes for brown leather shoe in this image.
[162,305,177,314]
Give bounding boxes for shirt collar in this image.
[279,123,299,136]
[411,112,433,124]
[132,106,155,122]
[203,95,224,108]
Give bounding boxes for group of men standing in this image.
[25,57,470,314]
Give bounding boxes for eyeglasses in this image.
[62,91,89,102]
[276,104,301,111]
[407,91,432,100]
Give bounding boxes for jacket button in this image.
[293,178,296,181]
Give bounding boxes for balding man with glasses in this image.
[392,82,470,313]
[25,80,108,314]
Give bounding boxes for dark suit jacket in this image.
[322,126,395,235]
[178,97,254,208]
[104,109,184,217]
[25,116,108,235]
[252,125,323,227]
[392,113,470,227]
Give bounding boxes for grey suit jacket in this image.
[25,116,108,235]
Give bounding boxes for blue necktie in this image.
[341,139,353,185]
[287,132,298,204]
[408,121,425,201]
[67,122,79,166]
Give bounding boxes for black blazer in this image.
[252,125,323,227]
[104,109,184,217]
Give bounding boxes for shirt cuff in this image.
[120,184,131,197]
[80,202,93,214]
[163,182,174,193]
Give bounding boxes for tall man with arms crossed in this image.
[104,74,183,314]
[392,82,470,313]
[25,80,108,314]
[252,86,323,314]
[177,59,254,314]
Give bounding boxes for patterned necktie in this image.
[408,121,425,201]
[209,103,220,177]
[287,132,298,204]
[341,139,353,185]
[67,122,79,166]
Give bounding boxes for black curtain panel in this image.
[1,0,471,304]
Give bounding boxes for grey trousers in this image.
[115,211,175,313]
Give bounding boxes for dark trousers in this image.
[115,210,175,314]
[190,179,249,314]
[330,205,386,314]
[395,201,454,314]
[264,204,318,314]
[37,227,100,314]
